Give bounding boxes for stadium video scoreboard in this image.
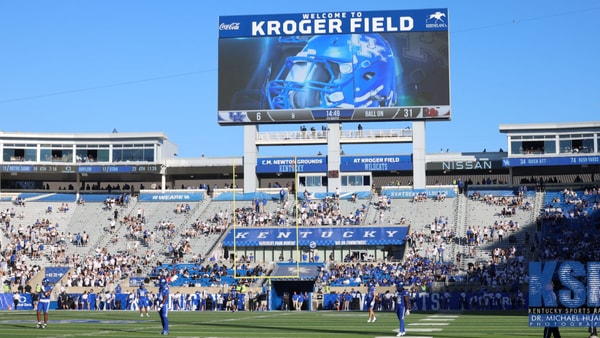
[218,9,451,125]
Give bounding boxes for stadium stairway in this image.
[457,192,539,272]
[82,199,140,252]
[146,199,213,266]
[362,194,379,225]
[386,196,457,267]
[453,194,469,271]
[337,198,363,223]
[66,198,215,277]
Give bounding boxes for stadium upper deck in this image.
[0,122,597,196]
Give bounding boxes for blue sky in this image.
[0,1,599,158]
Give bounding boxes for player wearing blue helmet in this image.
[267,33,397,110]
[157,278,170,335]
[394,283,411,336]
[366,281,378,323]
[137,282,150,317]
[36,278,52,329]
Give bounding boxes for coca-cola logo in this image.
[219,22,240,31]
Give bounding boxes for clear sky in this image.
[1,1,599,158]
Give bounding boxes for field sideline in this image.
[0,310,589,338]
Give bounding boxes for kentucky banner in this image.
[222,226,409,247]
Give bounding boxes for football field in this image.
[0,310,588,337]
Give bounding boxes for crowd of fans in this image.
[1,204,64,290]
[538,187,600,261]
[1,183,599,315]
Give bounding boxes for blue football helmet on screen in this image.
[159,278,167,287]
[42,278,50,286]
[266,33,397,109]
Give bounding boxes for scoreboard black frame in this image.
[219,106,449,124]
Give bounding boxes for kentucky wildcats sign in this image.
[341,155,412,172]
[256,157,327,173]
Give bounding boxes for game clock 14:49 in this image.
[311,109,353,121]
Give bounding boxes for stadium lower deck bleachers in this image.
[2,186,599,301]
[148,262,264,287]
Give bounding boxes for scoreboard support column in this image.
[326,123,341,194]
[412,121,426,189]
[243,125,259,192]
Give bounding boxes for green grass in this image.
[0,310,590,337]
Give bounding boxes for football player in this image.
[36,278,52,329]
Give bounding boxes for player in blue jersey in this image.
[36,278,52,329]
[395,283,411,336]
[366,281,377,323]
[137,282,150,317]
[157,278,170,335]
